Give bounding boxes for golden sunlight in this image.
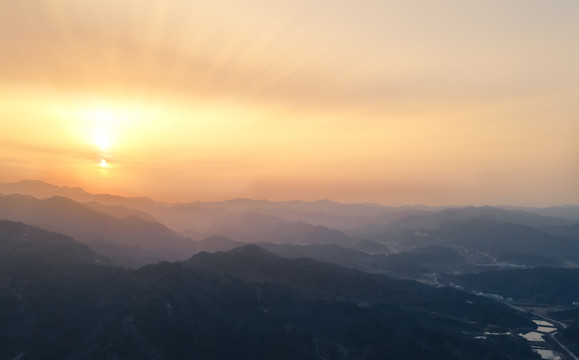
[85,108,118,151]
[93,129,111,151]
[72,102,150,155]
[1,0,577,206]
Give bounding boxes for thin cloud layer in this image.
[1,0,578,205]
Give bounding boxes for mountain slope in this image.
[0,180,432,232]
[0,194,196,266]
[438,220,579,264]
[186,246,530,325]
[541,223,579,241]
[387,206,572,231]
[0,179,155,207]
[200,213,390,253]
[385,217,579,266]
[256,242,470,278]
[0,244,538,360]
[0,220,108,267]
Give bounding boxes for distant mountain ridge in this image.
[386,206,573,231]
[0,180,436,232]
[2,180,578,359]
[384,216,579,267]
[3,179,579,271]
[0,193,197,266]
[0,220,109,267]
[254,241,469,278]
[189,212,390,253]
[0,179,155,206]
[438,219,579,264]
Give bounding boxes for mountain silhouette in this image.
[0,194,197,266]
[0,243,536,360]
[0,220,109,267]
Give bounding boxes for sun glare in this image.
[86,108,118,151]
[65,101,155,172]
[93,130,111,151]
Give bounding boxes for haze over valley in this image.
[2,1,579,359]
[1,179,579,359]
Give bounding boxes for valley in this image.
[1,180,579,359]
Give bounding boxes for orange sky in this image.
[1,0,578,206]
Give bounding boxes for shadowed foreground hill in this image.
[186,246,531,326]
[0,227,538,360]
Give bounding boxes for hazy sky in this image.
[1,0,578,206]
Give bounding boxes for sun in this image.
[93,129,111,151]
[73,102,148,168]
[87,108,117,150]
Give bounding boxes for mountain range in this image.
[0,221,538,360]
[0,194,196,266]
[2,179,579,359]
